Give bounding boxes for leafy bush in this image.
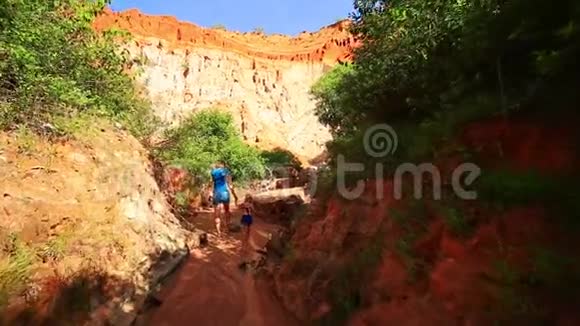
[476,169,580,230]
[389,201,430,279]
[310,64,356,136]
[0,0,157,139]
[253,27,265,34]
[441,207,472,236]
[211,24,226,30]
[313,0,580,147]
[532,248,577,290]
[260,148,302,170]
[155,109,266,184]
[476,170,559,206]
[0,234,34,307]
[309,0,580,322]
[312,0,580,225]
[312,166,337,200]
[323,229,385,325]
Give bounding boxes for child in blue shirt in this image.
[240,206,253,242]
[239,206,254,268]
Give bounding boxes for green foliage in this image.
[476,170,558,206]
[174,191,189,208]
[323,230,385,325]
[488,249,580,323]
[491,259,547,322]
[310,64,356,135]
[310,0,580,322]
[282,243,297,263]
[38,235,69,263]
[476,170,580,222]
[441,206,471,236]
[322,94,500,183]
[474,169,580,230]
[51,111,107,141]
[313,0,580,146]
[288,204,308,232]
[155,110,266,183]
[389,202,429,280]
[529,247,580,306]
[0,0,157,139]
[253,27,265,34]
[260,148,302,170]
[312,167,337,200]
[211,24,226,30]
[14,125,37,155]
[0,234,34,307]
[390,200,429,227]
[493,260,528,314]
[314,0,490,135]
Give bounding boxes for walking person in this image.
[239,206,254,269]
[211,160,237,236]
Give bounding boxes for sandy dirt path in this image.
[139,209,298,326]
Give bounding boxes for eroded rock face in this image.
[0,127,197,325]
[94,9,355,162]
[272,119,580,325]
[247,188,307,225]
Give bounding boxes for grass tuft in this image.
[0,235,35,307]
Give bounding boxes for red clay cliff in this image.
[94,8,356,65]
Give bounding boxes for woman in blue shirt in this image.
[211,160,237,236]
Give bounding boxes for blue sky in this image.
[110,0,354,36]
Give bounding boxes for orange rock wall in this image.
[274,118,580,324]
[94,9,355,162]
[95,8,355,65]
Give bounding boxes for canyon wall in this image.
[0,124,199,325]
[94,9,355,163]
[273,118,580,325]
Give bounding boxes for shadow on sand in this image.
[1,245,190,326]
[136,210,301,326]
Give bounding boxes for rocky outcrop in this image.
[247,188,308,226]
[0,126,200,325]
[94,8,354,65]
[272,118,580,325]
[94,9,356,163]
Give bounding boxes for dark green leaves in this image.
[312,0,580,164]
[155,110,266,184]
[0,0,155,138]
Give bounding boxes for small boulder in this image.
[249,188,306,225]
